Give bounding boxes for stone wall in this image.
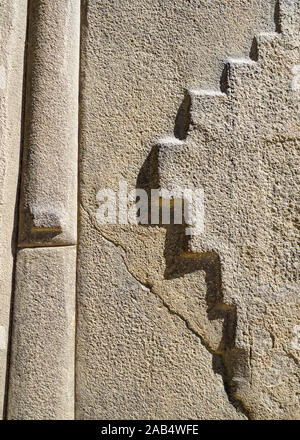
[0,0,299,420]
[0,0,27,418]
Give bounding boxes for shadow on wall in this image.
[136,94,250,417]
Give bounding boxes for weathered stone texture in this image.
[156,1,300,418]
[6,0,80,420]
[0,0,298,421]
[7,247,76,420]
[18,0,80,247]
[76,210,245,419]
[75,0,299,420]
[0,0,27,418]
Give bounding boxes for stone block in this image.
[7,246,76,420]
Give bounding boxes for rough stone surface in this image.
[156,2,300,419]
[76,210,246,420]
[0,0,27,419]
[76,0,299,420]
[0,0,298,421]
[18,0,80,247]
[7,247,76,420]
[5,0,80,421]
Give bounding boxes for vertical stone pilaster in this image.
[7,247,76,420]
[7,0,80,420]
[18,0,79,247]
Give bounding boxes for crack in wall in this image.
[80,202,251,419]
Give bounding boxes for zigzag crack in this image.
[80,202,251,419]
